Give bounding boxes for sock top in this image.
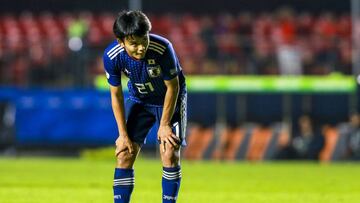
[114,168,134,179]
[163,166,181,172]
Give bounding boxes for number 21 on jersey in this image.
[135,82,154,94]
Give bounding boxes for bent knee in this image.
[161,146,180,167]
[116,150,136,168]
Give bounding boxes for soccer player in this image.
[103,11,187,203]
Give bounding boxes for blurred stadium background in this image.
[1,0,360,202]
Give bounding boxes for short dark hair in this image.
[113,10,152,41]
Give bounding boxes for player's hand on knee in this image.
[115,133,134,157]
[158,125,180,152]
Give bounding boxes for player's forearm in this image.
[111,91,128,136]
[160,84,179,126]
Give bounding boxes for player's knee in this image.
[116,150,135,168]
[162,146,180,167]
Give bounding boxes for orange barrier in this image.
[246,127,273,161]
[319,126,339,161]
[212,127,245,160]
[224,128,245,160]
[184,123,347,161]
[183,126,214,160]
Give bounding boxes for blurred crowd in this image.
[0,8,353,87]
[275,113,360,161]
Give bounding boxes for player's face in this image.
[120,34,149,60]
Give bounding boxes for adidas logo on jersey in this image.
[124,68,131,77]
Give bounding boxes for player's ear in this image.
[117,38,125,47]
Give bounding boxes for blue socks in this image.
[113,166,181,203]
[162,166,182,203]
[113,168,134,203]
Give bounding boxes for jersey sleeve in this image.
[103,52,122,86]
[161,43,180,80]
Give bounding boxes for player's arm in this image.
[110,85,127,134]
[110,85,134,154]
[157,41,182,152]
[158,76,181,152]
[103,50,133,154]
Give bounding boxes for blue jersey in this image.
[103,34,186,106]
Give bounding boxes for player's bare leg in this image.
[160,142,180,167]
[116,141,141,168]
[160,142,181,203]
[113,141,141,203]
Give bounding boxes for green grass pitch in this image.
[0,157,360,203]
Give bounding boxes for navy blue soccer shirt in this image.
[103,34,186,106]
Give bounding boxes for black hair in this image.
[113,10,152,41]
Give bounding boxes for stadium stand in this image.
[0,10,353,86]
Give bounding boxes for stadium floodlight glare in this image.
[357,75,360,85]
[68,37,83,51]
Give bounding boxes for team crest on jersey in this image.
[147,59,161,78]
[147,65,162,78]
